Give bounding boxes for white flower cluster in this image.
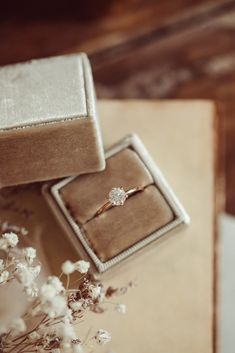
[24,246,37,264]
[116,303,126,314]
[61,260,90,275]
[15,263,41,286]
[0,233,40,295]
[0,268,9,284]
[95,329,111,345]
[0,232,19,249]
[0,317,27,337]
[88,284,102,300]
[34,276,68,319]
[0,231,127,353]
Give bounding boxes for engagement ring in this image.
[95,186,144,217]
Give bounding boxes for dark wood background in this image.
[0,0,234,214]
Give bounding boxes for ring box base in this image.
[45,134,189,273]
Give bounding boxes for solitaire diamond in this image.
[108,187,127,206]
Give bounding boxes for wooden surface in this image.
[0,100,217,353]
[0,0,233,212]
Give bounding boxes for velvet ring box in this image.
[0,54,105,187]
[43,134,190,273]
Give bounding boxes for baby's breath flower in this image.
[47,299,66,318]
[74,260,90,274]
[30,264,41,277]
[116,303,126,314]
[97,287,106,303]
[41,295,67,318]
[64,309,73,322]
[89,284,101,300]
[69,300,83,312]
[61,260,75,275]
[0,232,19,250]
[0,270,9,284]
[47,276,64,294]
[28,331,41,341]
[2,232,19,248]
[0,259,4,271]
[57,322,76,341]
[21,228,28,236]
[61,260,90,275]
[14,263,40,287]
[10,318,26,334]
[40,283,57,302]
[24,247,36,264]
[95,329,111,345]
[25,283,39,298]
[14,263,29,284]
[0,230,122,353]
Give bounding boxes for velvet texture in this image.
[0,117,105,187]
[83,185,174,261]
[60,148,153,224]
[60,148,174,262]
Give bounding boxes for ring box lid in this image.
[0,53,105,187]
[0,54,95,129]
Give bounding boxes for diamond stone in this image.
[108,187,127,206]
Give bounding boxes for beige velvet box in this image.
[0,54,105,187]
[43,134,189,273]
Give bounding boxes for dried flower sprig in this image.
[0,232,127,353]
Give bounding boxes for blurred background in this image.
[0,0,234,216]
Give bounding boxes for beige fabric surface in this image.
[83,185,174,262]
[60,148,153,224]
[60,146,173,262]
[0,117,105,188]
[0,100,216,353]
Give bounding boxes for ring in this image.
[95,186,144,217]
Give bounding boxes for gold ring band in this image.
[95,186,144,217]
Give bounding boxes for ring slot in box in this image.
[44,134,190,273]
[0,53,105,187]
